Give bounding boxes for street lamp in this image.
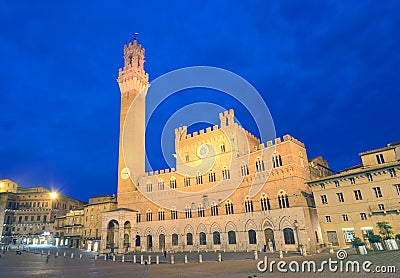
[50,192,58,200]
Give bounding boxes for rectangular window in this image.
[376,154,385,164]
[37,215,41,221]
[321,195,328,204]
[171,210,178,220]
[389,168,396,177]
[366,173,373,182]
[360,212,367,220]
[334,180,340,187]
[373,187,382,198]
[320,183,325,189]
[342,214,349,221]
[136,214,141,223]
[354,190,363,200]
[336,192,344,203]
[378,204,385,211]
[325,216,331,222]
[30,216,34,221]
[350,177,355,184]
[24,216,28,221]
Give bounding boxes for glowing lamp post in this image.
[50,192,58,200]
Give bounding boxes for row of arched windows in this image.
[132,229,295,247]
[145,155,283,191]
[137,193,289,222]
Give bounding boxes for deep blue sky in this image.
[1,1,399,202]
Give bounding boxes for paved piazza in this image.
[0,248,398,277]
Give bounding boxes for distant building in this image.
[54,208,84,248]
[54,194,117,251]
[101,39,332,254]
[82,195,117,252]
[309,142,400,247]
[0,179,86,245]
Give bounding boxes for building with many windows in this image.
[54,195,117,251]
[101,39,332,254]
[0,179,86,245]
[309,142,400,247]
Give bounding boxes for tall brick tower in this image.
[116,38,149,206]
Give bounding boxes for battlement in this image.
[145,168,176,177]
[264,134,305,149]
[175,125,221,141]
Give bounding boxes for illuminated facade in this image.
[0,179,85,245]
[309,143,400,247]
[101,39,332,254]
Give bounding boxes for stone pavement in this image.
[0,249,398,277]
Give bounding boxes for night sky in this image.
[1,1,399,202]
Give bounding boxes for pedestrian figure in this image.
[46,255,50,264]
[163,250,167,259]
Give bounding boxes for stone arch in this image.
[278,216,293,230]
[210,222,222,233]
[157,226,166,236]
[225,221,237,233]
[106,220,119,251]
[261,217,275,230]
[184,224,194,234]
[245,219,257,231]
[196,223,207,234]
[145,227,153,235]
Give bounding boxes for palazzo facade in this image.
[101,39,331,254]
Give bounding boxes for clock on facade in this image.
[121,167,131,179]
[197,144,210,159]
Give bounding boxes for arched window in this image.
[146,209,152,221]
[172,234,179,246]
[225,200,234,215]
[211,202,218,216]
[256,157,265,172]
[198,204,205,217]
[185,153,189,162]
[213,231,221,245]
[260,194,270,211]
[185,205,192,218]
[187,233,193,245]
[146,181,152,192]
[171,207,178,220]
[278,191,290,208]
[199,232,206,245]
[220,144,226,152]
[135,235,141,247]
[208,170,216,182]
[248,229,257,244]
[196,171,203,185]
[222,166,230,180]
[244,197,254,213]
[228,231,236,244]
[241,163,249,176]
[158,179,164,190]
[184,175,191,187]
[272,154,283,168]
[169,177,176,189]
[283,228,295,244]
[158,208,165,221]
[136,211,141,223]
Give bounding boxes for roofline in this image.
[308,161,400,185]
